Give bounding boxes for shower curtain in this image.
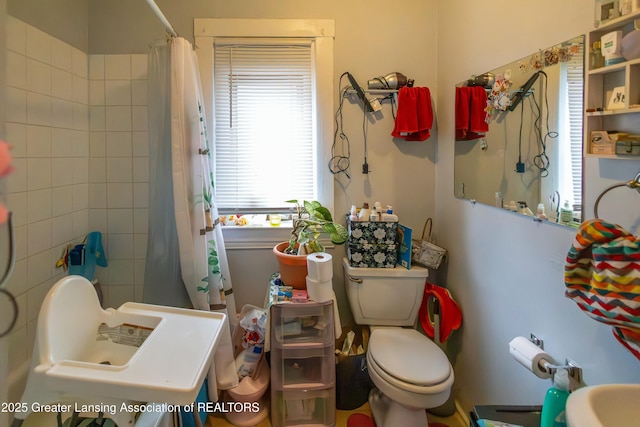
[145,37,238,394]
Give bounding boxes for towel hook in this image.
[593,171,640,218]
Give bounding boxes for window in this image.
[214,41,315,212]
[194,19,335,216]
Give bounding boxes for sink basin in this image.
[566,384,640,427]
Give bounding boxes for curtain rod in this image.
[145,0,178,38]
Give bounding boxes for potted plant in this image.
[273,200,348,289]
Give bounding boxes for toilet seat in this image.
[368,328,451,393]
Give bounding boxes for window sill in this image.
[220,217,293,249]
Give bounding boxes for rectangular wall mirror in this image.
[454,35,585,227]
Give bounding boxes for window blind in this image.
[213,41,316,213]
[566,47,584,209]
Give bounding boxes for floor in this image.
[206,401,468,427]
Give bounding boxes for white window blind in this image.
[566,46,584,210]
[213,41,316,213]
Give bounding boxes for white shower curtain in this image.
[146,37,238,394]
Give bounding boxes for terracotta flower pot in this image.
[273,241,308,289]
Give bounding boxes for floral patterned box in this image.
[347,219,398,245]
[346,218,399,267]
[347,243,398,268]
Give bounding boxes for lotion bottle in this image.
[559,200,573,224]
[358,203,370,222]
[349,205,358,222]
[540,368,570,427]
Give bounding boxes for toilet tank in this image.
[342,258,428,326]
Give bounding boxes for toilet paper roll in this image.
[306,252,333,282]
[509,336,553,379]
[306,276,333,303]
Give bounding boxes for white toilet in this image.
[342,258,454,427]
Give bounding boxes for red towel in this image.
[455,86,489,141]
[391,86,433,141]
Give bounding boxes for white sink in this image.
[566,384,640,427]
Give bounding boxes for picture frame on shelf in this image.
[595,0,621,27]
[607,85,626,110]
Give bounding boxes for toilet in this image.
[342,259,454,427]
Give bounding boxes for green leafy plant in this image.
[284,199,348,255]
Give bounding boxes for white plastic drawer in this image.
[271,387,335,427]
[271,345,335,390]
[271,301,334,346]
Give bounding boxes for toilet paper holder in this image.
[527,334,583,386]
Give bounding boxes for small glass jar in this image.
[591,41,605,69]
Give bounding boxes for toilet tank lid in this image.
[342,258,429,278]
[369,328,451,386]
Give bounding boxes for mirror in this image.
[454,35,585,226]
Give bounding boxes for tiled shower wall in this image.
[88,53,149,308]
[4,16,149,400]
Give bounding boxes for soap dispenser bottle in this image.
[559,200,573,224]
[540,368,570,427]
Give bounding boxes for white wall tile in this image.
[89,158,106,183]
[106,260,134,284]
[7,158,28,193]
[27,189,52,223]
[134,234,147,260]
[27,252,52,292]
[26,58,51,95]
[51,128,75,158]
[73,184,89,210]
[6,123,27,158]
[107,209,133,234]
[72,209,89,237]
[106,285,135,308]
[6,192,27,227]
[51,38,72,72]
[105,55,132,80]
[107,183,133,208]
[131,54,148,79]
[7,51,27,89]
[6,16,27,54]
[133,209,148,234]
[106,132,132,157]
[105,106,132,131]
[72,131,90,157]
[73,158,89,184]
[7,325,27,372]
[134,259,145,286]
[90,132,106,157]
[7,87,27,123]
[89,55,105,80]
[71,48,88,78]
[26,92,51,126]
[108,233,134,260]
[51,186,74,216]
[27,219,52,256]
[133,183,148,208]
[52,214,74,246]
[89,81,105,106]
[132,132,149,157]
[51,68,73,101]
[6,258,28,297]
[89,183,107,209]
[132,157,148,182]
[105,80,132,106]
[107,158,132,183]
[26,125,52,158]
[90,106,106,131]
[13,225,28,261]
[131,80,148,105]
[25,25,51,64]
[132,106,148,131]
[72,103,89,131]
[51,99,74,130]
[27,158,52,190]
[72,76,88,104]
[52,158,74,187]
[89,209,107,231]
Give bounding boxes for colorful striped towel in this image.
[565,219,640,359]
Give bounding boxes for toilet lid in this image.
[368,328,451,386]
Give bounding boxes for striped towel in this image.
[565,219,640,359]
